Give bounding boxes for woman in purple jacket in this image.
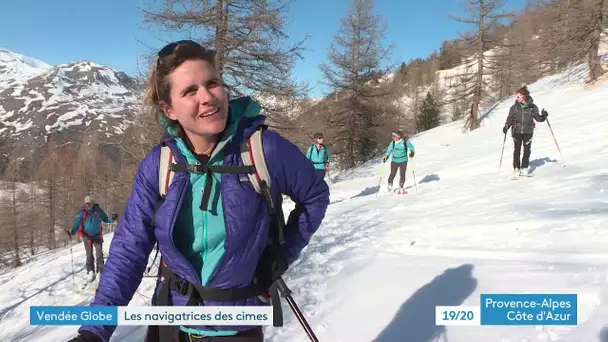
[68,40,330,342]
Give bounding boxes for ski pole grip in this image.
[275,277,292,297]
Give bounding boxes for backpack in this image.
[307,144,328,164]
[390,137,408,152]
[76,208,89,238]
[76,206,104,243]
[149,124,289,339]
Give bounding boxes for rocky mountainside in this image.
[0,48,143,177]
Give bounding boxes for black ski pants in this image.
[315,169,326,179]
[388,161,407,188]
[83,237,104,274]
[512,133,533,169]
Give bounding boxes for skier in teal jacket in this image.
[306,132,331,178]
[383,130,415,192]
[68,195,117,282]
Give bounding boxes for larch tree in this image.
[448,0,513,131]
[140,0,309,128]
[319,0,398,168]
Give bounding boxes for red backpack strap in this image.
[77,208,88,237]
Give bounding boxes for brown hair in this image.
[143,41,218,135]
[516,85,530,97]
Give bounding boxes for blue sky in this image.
[0,0,527,98]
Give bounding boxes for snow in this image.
[56,108,85,123]
[10,85,25,97]
[0,108,33,132]
[19,91,45,113]
[45,119,84,132]
[0,108,13,121]
[112,126,124,135]
[33,63,136,109]
[0,181,45,196]
[269,64,608,341]
[599,30,608,56]
[76,63,91,72]
[79,78,132,97]
[1,61,608,342]
[0,48,52,83]
[394,29,608,124]
[0,56,140,134]
[12,119,33,133]
[43,107,87,132]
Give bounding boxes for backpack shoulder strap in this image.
[240,126,271,194]
[240,125,285,246]
[159,144,175,198]
[78,208,89,234]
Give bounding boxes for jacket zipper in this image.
[167,160,202,285]
[194,160,209,283]
[398,141,406,160]
[520,105,524,134]
[202,174,208,271]
[205,173,225,286]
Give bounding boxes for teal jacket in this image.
[71,204,114,237]
[171,97,270,337]
[385,139,415,163]
[306,144,331,170]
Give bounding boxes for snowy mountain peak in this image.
[0,49,143,176]
[36,59,141,98]
[0,48,52,82]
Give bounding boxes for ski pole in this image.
[325,170,333,191]
[68,232,76,286]
[276,278,319,342]
[545,115,566,166]
[375,158,388,199]
[147,244,160,275]
[497,131,507,180]
[410,157,418,192]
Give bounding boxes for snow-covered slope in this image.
[1,62,607,342]
[394,29,608,124]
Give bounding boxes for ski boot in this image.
[520,167,534,177]
[512,168,520,180]
[85,270,96,282]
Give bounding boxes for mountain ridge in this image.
[0,48,143,177]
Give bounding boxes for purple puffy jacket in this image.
[78,100,330,341]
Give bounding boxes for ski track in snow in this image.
[1,65,608,341]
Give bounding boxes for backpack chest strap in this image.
[166,162,257,211]
[169,163,256,174]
